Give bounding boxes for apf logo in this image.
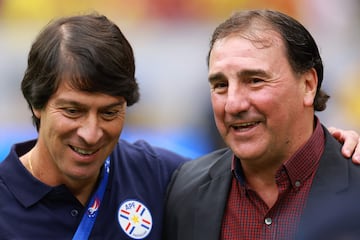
[87,197,100,217]
[118,199,152,239]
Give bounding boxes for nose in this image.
[77,115,103,145]
[224,84,250,115]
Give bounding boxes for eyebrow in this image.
[208,69,270,83]
[208,72,225,84]
[237,69,270,78]
[54,98,126,109]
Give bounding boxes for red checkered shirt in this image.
[221,119,325,240]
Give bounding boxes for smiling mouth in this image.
[70,145,97,155]
[232,121,260,130]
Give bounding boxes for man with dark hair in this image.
[0,13,187,239]
[164,9,360,240]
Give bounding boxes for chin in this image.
[232,147,261,160]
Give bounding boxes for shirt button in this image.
[295,181,301,187]
[71,209,79,217]
[264,217,272,225]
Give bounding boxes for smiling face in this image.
[208,31,317,168]
[33,80,126,183]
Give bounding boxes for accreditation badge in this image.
[118,199,152,239]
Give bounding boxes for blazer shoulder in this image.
[321,127,360,177]
[176,148,232,179]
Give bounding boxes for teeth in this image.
[72,146,94,155]
[235,122,255,127]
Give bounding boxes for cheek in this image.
[211,105,221,120]
[51,117,77,136]
[258,89,300,126]
[107,119,125,139]
[211,94,225,115]
[40,116,81,144]
[211,95,226,130]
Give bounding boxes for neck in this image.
[71,178,100,205]
[240,159,281,208]
[20,148,100,206]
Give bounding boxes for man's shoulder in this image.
[184,147,231,167]
[111,139,188,175]
[322,128,360,175]
[173,147,232,182]
[113,139,187,161]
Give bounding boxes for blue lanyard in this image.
[72,157,110,240]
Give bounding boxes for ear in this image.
[32,107,41,119]
[303,68,318,107]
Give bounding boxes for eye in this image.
[211,81,228,93]
[250,77,264,84]
[62,108,82,118]
[214,82,228,88]
[101,110,120,120]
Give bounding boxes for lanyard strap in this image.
[72,157,110,240]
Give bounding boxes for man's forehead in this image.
[215,27,284,50]
[54,80,125,101]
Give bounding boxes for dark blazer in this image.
[163,127,360,240]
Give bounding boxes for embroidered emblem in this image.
[118,199,152,239]
[87,197,100,217]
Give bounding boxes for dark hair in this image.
[207,9,329,111]
[21,13,140,130]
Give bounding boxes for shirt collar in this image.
[283,117,324,187]
[0,140,52,208]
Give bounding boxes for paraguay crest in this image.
[118,199,152,239]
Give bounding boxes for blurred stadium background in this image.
[1,0,359,161]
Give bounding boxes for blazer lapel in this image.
[194,150,233,240]
[297,129,350,239]
[306,129,349,198]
